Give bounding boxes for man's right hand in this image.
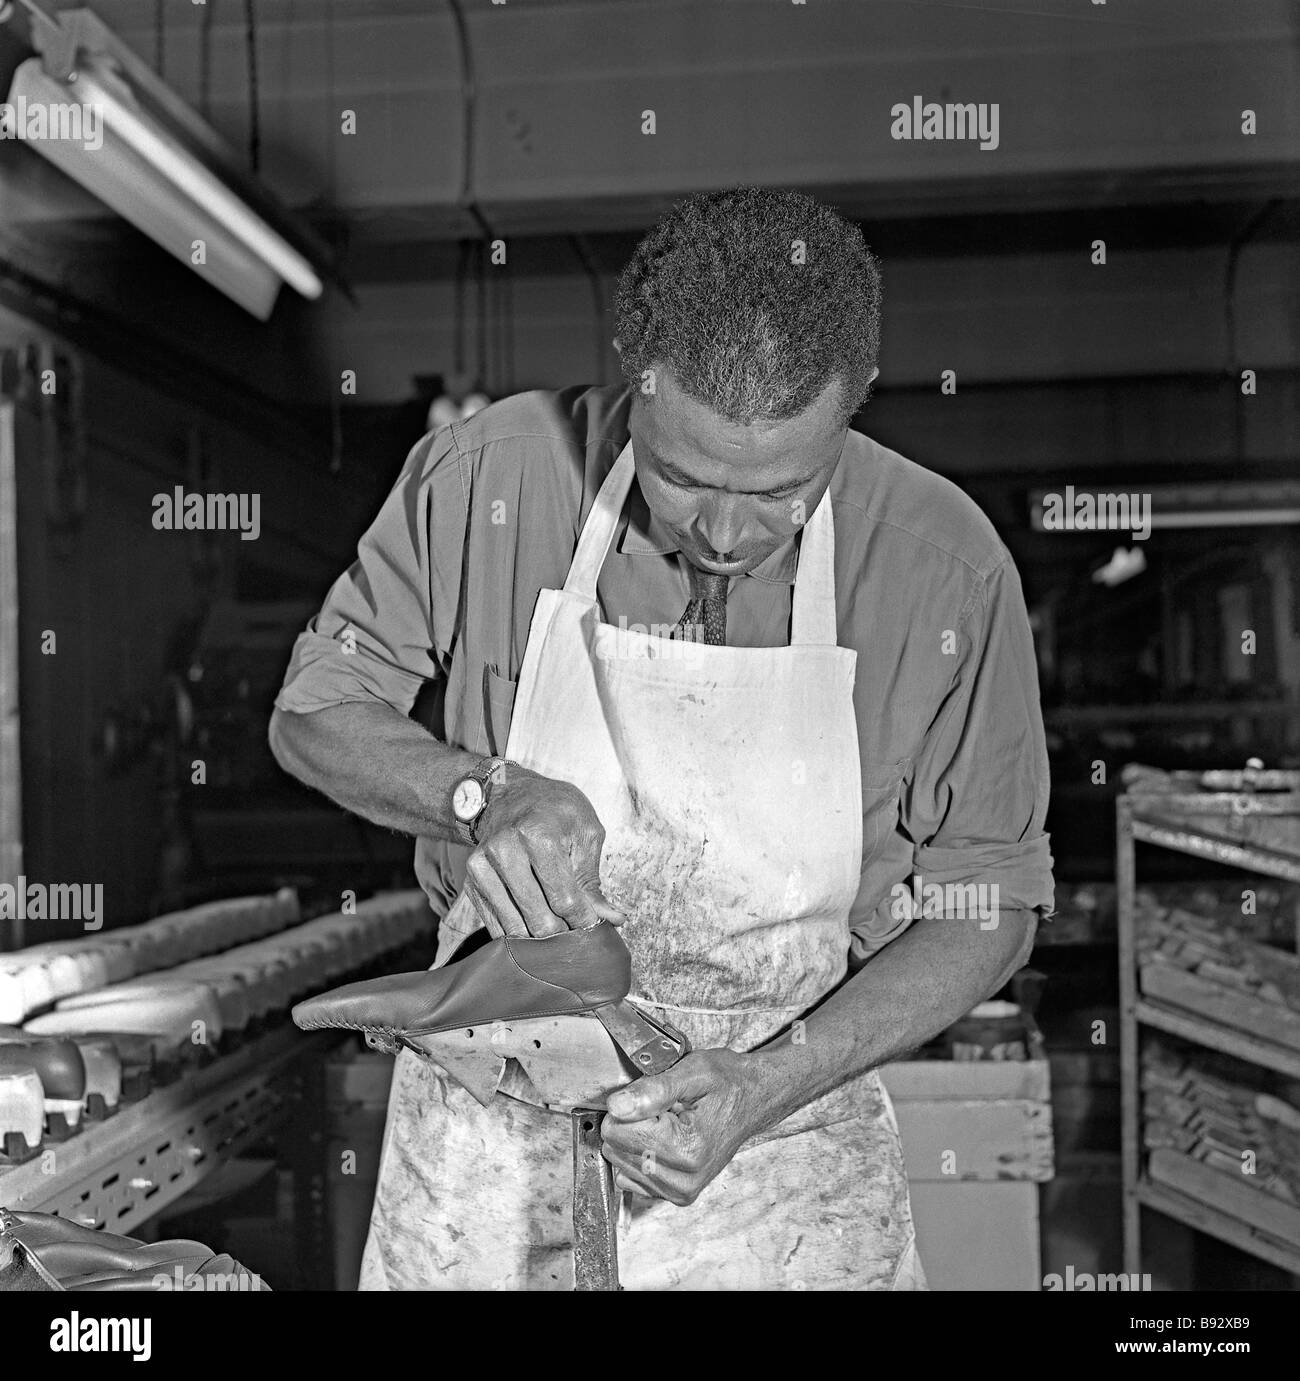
[463,764,626,938]
[269,705,622,939]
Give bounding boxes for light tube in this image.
[71,65,322,300]
[7,57,281,317]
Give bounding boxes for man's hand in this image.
[465,764,626,938]
[599,1049,771,1207]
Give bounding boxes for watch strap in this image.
[460,756,509,845]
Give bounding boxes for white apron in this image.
[359,443,924,1290]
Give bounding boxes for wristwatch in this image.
[451,756,510,843]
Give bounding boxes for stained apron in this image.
[359,442,924,1290]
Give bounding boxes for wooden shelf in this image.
[1048,701,1298,726]
[1132,816,1300,883]
[1136,1179,1300,1277]
[1135,997,1300,1080]
[1118,770,1300,1280]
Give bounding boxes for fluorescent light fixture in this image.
[3,6,331,320]
[1145,508,1300,529]
[1031,481,1300,533]
[71,65,322,300]
[7,58,282,317]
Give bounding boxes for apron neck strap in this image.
[563,442,637,596]
[564,440,840,647]
[790,484,839,646]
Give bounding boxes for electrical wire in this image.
[1223,199,1280,465]
[503,266,515,394]
[570,234,608,386]
[153,0,164,76]
[446,0,503,390]
[243,0,260,173]
[445,0,488,226]
[494,251,510,395]
[199,0,215,119]
[476,237,488,389]
[453,239,470,377]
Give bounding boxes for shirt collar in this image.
[616,475,799,585]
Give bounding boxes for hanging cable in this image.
[243,0,260,173]
[445,0,495,242]
[1223,199,1279,464]
[453,239,471,377]
[476,237,488,390]
[570,235,608,386]
[503,265,515,394]
[199,0,215,118]
[493,250,508,396]
[328,361,343,474]
[446,0,501,388]
[445,0,476,214]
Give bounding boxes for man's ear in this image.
[869,366,880,385]
[612,336,623,356]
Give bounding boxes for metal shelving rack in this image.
[0,1027,310,1235]
[1118,765,1300,1278]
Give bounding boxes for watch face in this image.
[452,778,486,822]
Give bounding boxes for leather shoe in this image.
[0,1210,271,1291]
[292,922,630,1042]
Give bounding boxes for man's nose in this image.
[696,493,746,557]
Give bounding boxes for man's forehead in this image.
[634,370,841,455]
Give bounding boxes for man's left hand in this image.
[600,1049,771,1207]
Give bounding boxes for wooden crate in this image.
[323,1049,394,1289]
[880,1058,1053,1290]
[324,1047,395,1110]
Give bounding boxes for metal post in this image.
[1116,792,1141,1276]
[0,391,22,950]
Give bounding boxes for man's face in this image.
[628,367,850,576]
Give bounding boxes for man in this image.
[270,187,1053,1290]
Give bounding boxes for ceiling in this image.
[0,0,1295,286]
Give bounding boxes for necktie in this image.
[673,570,730,645]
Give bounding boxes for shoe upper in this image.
[292,922,632,1040]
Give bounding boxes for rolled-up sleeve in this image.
[275,427,463,717]
[850,551,1054,963]
[906,555,1054,914]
